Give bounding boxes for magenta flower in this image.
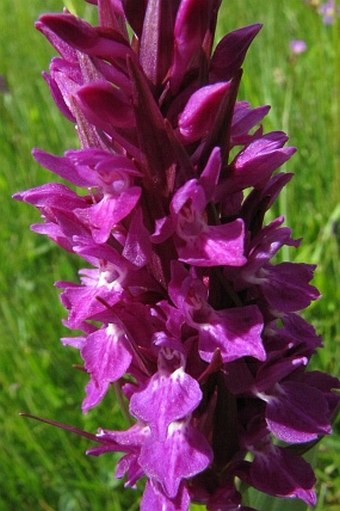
[15,1,339,510]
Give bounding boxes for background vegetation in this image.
[0,1,339,509]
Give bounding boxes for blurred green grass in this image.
[0,1,339,510]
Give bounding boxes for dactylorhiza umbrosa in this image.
[14,1,339,510]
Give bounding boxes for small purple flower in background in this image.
[14,1,339,510]
[289,39,308,55]
[0,74,9,93]
[304,0,340,24]
[319,0,340,24]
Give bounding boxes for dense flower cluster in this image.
[15,1,339,510]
